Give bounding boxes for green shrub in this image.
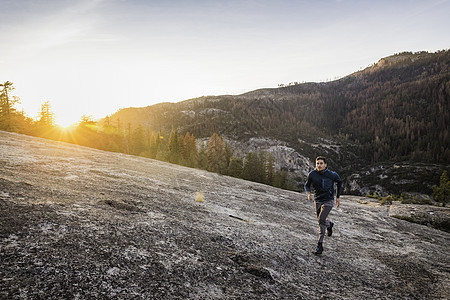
[432,171,450,206]
[379,195,393,205]
[367,193,403,205]
[366,192,381,199]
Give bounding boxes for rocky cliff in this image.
[1,131,449,299]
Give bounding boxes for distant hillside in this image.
[103,50,449,195]
[106,50,448,162]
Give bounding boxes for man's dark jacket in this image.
[305,168,342,203]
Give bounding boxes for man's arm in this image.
[305,174,313,201]
[334,172,343,207]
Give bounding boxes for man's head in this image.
[315,156,327,171]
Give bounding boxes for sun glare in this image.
[55,113,80,129]
[58,123,77,130]
[55,121,76,130]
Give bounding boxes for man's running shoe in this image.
[327,222,334,237]
[314,242,323,255]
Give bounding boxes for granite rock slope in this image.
[1,131,449,299]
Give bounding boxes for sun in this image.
[55,114,79,129]
[57,123,77,130]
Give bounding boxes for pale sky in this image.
[1,0,449,127]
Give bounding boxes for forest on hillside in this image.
[107,50,449,165]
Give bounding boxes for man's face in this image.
[316,159,327,171]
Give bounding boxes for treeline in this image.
[67,123,295,190]
[0,82,295,191]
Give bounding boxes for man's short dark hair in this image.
[315,156,327,164]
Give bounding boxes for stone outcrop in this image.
[224,137,313,177]
[1,131,449,299]
[388,202,450,232]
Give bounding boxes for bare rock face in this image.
[224,137,313,178]
[388,202,450,232]
[1,131,449,299]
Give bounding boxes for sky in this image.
[1,0,449,127]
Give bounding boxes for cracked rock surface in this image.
[1,131,449,299]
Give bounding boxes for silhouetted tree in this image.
[0,81,20,131]
[38,101,56,127]
[130,125,148,156]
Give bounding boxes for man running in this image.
[305,156,342,255]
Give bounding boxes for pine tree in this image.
[227,156,243,178]
[182,132,198,167]
[266,153,276,186]
[0,81,20,131]
[224,141,232,169]
[256,152,268,184]
[155,131,167,161]
[243,152,258,182]
[168,129,181,163]
[197,142,208,170]
[273,170,288,189]
[433,171,450,206]
[130,125,148,156]
[38,101,55,127]
[207,133,227,173]
[149,131,158,158]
